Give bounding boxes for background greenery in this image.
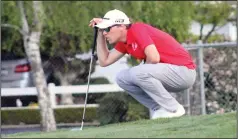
[1,1,236,125]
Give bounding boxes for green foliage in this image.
[188,34,199,44]
[194,2,233,25]
[97,92,149,125]
[97,93,128,125]
[1,109,41,125]
[1,108,97,125]
[40,1,116,56]
[206,34,226,43]
[1,1,21,26]
[125,96,149,121]
[90,77,111,85]
[138,1,195,42]
[187,33,226,44]
[1,1,22,54]
[1,1,35,56]
[193,2,234,42]
[1,1,115,56]
[54,108,97,123]
[2,1,195,56]
[115,1,195,43]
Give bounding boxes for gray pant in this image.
[116,63,196,112]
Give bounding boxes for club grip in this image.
[91,26,98,55]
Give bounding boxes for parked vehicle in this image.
[1,52,60,107]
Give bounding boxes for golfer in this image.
[89,9,196,119]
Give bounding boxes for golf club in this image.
[80,26,98,131]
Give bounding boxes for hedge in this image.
[1,107,97,125]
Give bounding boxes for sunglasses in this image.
[102,25,119,33]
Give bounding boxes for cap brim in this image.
[95,20,114,29]
[95,23,110,29]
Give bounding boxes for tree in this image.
[2,1,116,105]
[39,1,115,104]
[139,1,195,43]
[2,1,196,105]
[2,1,56,132]
[194,1,234,43]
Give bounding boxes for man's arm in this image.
[144,44,160,64]
[96,31,125,67]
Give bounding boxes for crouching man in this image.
[89,9,196,119]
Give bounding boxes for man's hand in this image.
[89,18,103,27]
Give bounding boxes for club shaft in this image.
[80,27,98,130]
[80,55,94,130]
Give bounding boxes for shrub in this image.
[97,92,149,125]
[125,96,149,121]
[1,107,97,125]
[96,93,128,125]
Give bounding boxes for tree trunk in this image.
[28,32,57,132]
[18,1,56,132]
[199,24,204,40]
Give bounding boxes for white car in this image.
[1,52,60,107]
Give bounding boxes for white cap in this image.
[95,9,130,29]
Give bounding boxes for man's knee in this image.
[129,67,150,84]
[116,69,130,86]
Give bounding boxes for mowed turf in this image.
[4,112,236,138]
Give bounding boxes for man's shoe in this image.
[150,104,185,119]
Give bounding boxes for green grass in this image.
[4,112,236,138]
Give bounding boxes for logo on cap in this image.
[115,19,125,23]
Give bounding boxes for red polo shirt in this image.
[114,22,196,69]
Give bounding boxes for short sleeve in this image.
[114,42,127,54]
[131,24,154,50]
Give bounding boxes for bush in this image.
[1,107,97,125]
[97,92,149,125]
[96,93,128,125]
[206,34,225,43]
[125,96,149,121]
[185,34,226,44]
[90,77,110,84]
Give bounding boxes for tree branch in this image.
[1,24,27,36]
[213,23,227,32]
[199,24,204,40]
[17,1,30,34]
[32,1,44,32]
[203,23,217,43]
